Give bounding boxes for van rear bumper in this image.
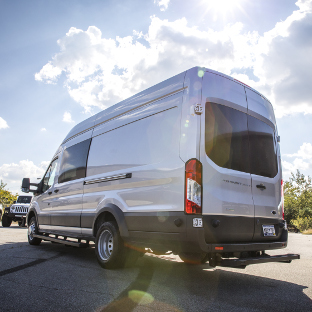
[196,227,288,253]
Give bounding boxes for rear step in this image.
[33,234,89,248]
[219,254,300,269]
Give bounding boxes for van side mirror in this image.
[21,178,40,194]
[22,178,30,193]
[13,201,17,204]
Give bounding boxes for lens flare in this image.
[128,290,154,305]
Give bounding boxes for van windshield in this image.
[205,102,278,178]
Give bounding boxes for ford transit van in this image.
[22,67,299,269]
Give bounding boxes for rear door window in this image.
[205,102,250,173]
[205,102,278,178]
[248,115,278,178]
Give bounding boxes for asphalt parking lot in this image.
[0,226,311,312]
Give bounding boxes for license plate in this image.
[262,225,276,236]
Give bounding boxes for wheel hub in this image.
[98,230,113,261]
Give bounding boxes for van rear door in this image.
[200,72,255,243]
[245,89,282,241]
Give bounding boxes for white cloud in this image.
[0,160,49,194]
[154,0,170,11]
[35,20,235,113]
[40,128,47,132]
[285,142,312,159]
[283,142,312,179]
[34,62,62,84]
[35,1,312,117]
[0,117,9,129]
[62,111,74,123]
[252,0,312,117]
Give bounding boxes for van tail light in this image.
[185,159,202,214]
[281,179,284,220]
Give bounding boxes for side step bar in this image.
[220,254,300,269]
[33,234,89,248]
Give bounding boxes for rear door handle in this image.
[54,189,59,193]
[256,184,266,190]
[48,191,52,195]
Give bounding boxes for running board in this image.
[220,254,300,269]
[33,234,89,248]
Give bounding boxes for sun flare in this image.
[208,0,242,12]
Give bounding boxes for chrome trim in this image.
[84,173,132,185]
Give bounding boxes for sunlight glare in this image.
[208,0,242,12]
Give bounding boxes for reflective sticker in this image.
[194,104,203,115]
[193,218,203,227]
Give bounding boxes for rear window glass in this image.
[205,102,249,173]
[248,115,278,178]
[205,102,278,178]
[58,139,91,183]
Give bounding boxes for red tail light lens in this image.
[281,179,284,220]
[185,159,202,214]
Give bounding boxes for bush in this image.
[292,217,312,232]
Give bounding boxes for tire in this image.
[95,221,127,269]
[28,217,42,245]
[179,252,209,264]
[2,214,12,227]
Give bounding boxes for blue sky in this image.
[1,0,312,194]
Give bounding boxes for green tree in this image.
[0,180,18,209]
[284,170,312,227]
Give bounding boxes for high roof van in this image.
[22,67,299,269]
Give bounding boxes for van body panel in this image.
[245,88,276,126]
[82,91,185,234]
[179,68,202,162]
[204,71,248,111]
[93,73,185,129]
[51,178,84,230]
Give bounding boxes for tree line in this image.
[0,180,18,209]
[284,170,312,232]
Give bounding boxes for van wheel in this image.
[95,221,127,269]
[28,217,42,245]
[179,252,209,264]
[1,214,12,227]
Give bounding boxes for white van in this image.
[22,67,299,269]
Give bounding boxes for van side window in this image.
[58,139,91,183]
[205,102,250,173]
[42,158,59,192]
[205,102,278,178]
[248,115,278,178]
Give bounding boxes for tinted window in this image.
[42,158,59,192]
[205,102,250,173]
[248,115,278,178]
[58,139,91,183]
[205,102,278,178]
